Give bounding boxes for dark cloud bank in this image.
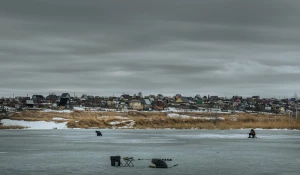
[1,0,300,98]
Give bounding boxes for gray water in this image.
[0,129,300,175]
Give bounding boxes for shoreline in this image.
[1,120,299,131]
[1,127,300,131]
[2,128,300,131]
[1,110,299,130]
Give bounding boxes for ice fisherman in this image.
[95,130,102,136]
[248,129,256,138]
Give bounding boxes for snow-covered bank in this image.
[1,119,68,129]
[167,113,225,120]
[52,117,69,121]
[1,119,135,129]
[41,109,73,113]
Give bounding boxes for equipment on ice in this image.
[138,158,172,161]
[150,159,168,168]
[110,156,121,167]
[110,156,135,167]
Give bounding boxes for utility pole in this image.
[296,102,298,123]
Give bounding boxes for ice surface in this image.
[0,129,299,175]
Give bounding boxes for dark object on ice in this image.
[151,159,168,168]
[248,129,256,138]
[110,156,121,166]
[138,158,172,161]
[95,130,102,136]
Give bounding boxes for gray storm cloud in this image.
[0,0,300,98]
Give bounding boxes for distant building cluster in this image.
[0,93,299,114]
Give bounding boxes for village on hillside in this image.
[0,92,299,116]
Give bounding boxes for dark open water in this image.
[0,129,299,175]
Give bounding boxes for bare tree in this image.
[294,93,298,123]
[296,101,298,123]
[0,102,3,125]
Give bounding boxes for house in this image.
[86,96,96,105]
[46,94,58,103]
[152,100,166,110]
[81,94,89,100]
[120,94,131,101]
[107,99,115,107]
[252,96,260,100]
[218,97,224,100]
[149,97,155,103]
[175,96,190,104]
[61,93,71,99]
[118,102,128,111]
[32,95,44,103]
[157,94,164,100]
[113,98,120,104]
[141,98,152,111]
[246,97,254,104]
[163,97,169,102]
[196,99,203,105]
[58,93,72,109]
[26,100,34,108]
[209,96,219,101]
[129,99,143,110]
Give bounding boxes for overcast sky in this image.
[1,0,300,98]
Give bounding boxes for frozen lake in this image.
[0,129,300,175]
